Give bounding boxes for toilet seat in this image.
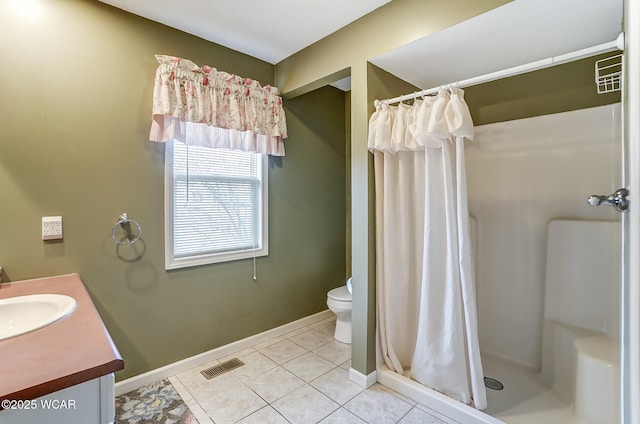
[328,286,351,302]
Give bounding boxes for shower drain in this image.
[484,377,504,390]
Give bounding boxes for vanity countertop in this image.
[0,273,124,403]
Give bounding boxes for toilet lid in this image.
[328,286,351,302]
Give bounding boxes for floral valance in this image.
[149,54,287,156]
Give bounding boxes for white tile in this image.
[310,367,363,405]
[169,376,214,424]
[318,407,367,424]
[283,352,336,382]
[313,340,351,365]
[231,351,278,383]
[175,359,220,391]
[399,407,448,424]
[236,406,290,424]
[272,385,339,424]
[345,384,413,424]
[416,403,458,424]
[169,316,455,424]
[245,366,306,403]
[252,336,286,350]
[258,339,309,364]
[188,372,267,424]
[288,329,335,350]
[378,384,417,406]
[283,326,310,339]
[310,317,337,337]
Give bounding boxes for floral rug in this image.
[115,379,198,424]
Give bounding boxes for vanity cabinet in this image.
[0,374,115,424]
[0,274,124,424]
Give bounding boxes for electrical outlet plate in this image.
[42,216,63,240]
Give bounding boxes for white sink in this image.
[0,294,77,341]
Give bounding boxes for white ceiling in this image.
[98,0,623,92]
[370,0,623,91]
[98,0,390,64]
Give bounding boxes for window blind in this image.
[171,142,264,260]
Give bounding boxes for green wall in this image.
[1,0,613,384]
[0,0,346,380]
[275,0,617,376]
[367,55,621,125]
[276,0,511,376]
[367,64,420,113]
[466,53,622,125]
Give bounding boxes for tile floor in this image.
[168,316,457,424]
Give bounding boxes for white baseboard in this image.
[349,367,377,388]
[115,309,333,395]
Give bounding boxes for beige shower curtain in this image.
[370,88,487,409]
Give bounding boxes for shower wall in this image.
[465,104,622,368]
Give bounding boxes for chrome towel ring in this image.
[112,213,142,245]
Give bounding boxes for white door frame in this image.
[623,1,640,423]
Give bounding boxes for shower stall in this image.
[366,1,636,422]
[377,101,623,424]
[468,104,622,423]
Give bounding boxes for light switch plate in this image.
[42,216,63,240]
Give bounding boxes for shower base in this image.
[378,353,591,424]
[482,354,585,424]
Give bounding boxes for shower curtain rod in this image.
[376,39,621,106]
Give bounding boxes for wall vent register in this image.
[200,358,244,380]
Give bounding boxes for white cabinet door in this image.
[0,374,115,424]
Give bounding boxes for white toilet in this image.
[326,277,352,344]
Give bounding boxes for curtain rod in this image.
[376,38,622,106]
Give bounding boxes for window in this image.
[165,140,268,269]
